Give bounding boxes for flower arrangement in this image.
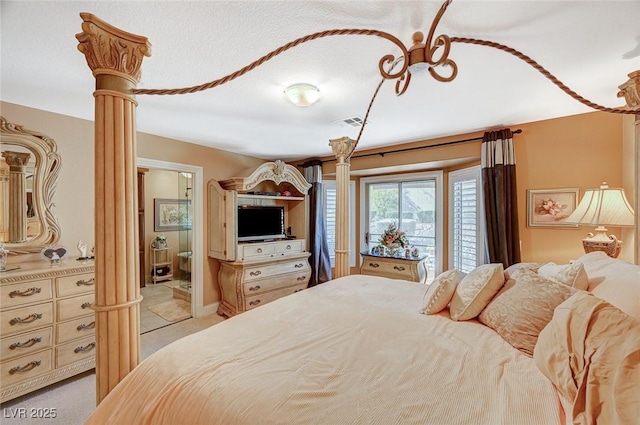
[152,234,167,249]
[378,223,410,250]
[536,199,567,219]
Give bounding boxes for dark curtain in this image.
[481,129,521,268]
[301,160,332,286]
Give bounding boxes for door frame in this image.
[137,157,205,318]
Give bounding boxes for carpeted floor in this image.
[0,313,225,425]
[147,298,191,322]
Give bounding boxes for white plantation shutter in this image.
[449,167,484,273]
[323,181,356,267]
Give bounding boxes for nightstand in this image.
[360,251,428,283]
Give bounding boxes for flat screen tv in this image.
[237,205,285,242]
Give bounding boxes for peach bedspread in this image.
[86,275,564,425]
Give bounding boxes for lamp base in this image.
[582,232,622,258]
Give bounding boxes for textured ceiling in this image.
[2,1,639,161]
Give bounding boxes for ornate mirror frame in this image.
[1,116,61,254]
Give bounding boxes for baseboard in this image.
[196,301,219,318]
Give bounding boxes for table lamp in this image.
[564,182,635,258]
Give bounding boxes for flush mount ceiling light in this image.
[284,83,320,107]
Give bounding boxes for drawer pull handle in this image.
[81,302,93,309]
[249,300,261,306]
[10,313,43,325]
[286,245,292,250]
[294,288,304,293]
[249,285,261,291]
[369,263,380,268]
[294,263,304,268]
[9,337,42,350]
[249,271,262,277]
[297,275,307,281]
[257,248,263,253]
[394,266,406,271]
[76,278,95,286]
[77,321,96,331]
[9,360,41,375]
[9,287,42,298]
[74,342,96,353]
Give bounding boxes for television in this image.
[237,205,286,242]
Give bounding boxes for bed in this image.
[85,252,639,425]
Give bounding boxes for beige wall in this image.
[316,111,631,269]
[2,101,265,306]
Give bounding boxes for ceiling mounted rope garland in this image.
[129,0,639,120]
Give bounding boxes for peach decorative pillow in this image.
[420,269,459,315]
[449,263,505,321]
[537,261,588,290]
[478,269,577,356]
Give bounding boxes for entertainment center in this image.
[208,160,311,317]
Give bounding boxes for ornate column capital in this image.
[76,13,151,87]
[618,70,640,112]
[2,151,31,169]
[329,137,357,163]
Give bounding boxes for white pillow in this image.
[420,269,459,315]
[449,263,505,321]
[537,261,588,290]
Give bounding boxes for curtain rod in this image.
[302,128,522,165]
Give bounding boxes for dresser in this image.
[1,259,95,403]
[217,241,310,317]
[360,252,428,283]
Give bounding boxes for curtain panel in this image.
[481,129,521,267]
[302,160,332,286]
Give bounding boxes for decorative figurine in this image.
[77,240,89,260]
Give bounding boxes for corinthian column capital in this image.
[76,13,151,86]
[617,70,640,112]
[329,137,357,163]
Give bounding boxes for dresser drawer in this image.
[56,293,94,322]
[1,302,54,337]
[1,327,53,361]
[243,260,310,282]
[238,243,275,259]
[244,283,307,311]
[1,279,53,309]
[56,273,95,297]
[56,316,95,344]
[243,272,309,295]
[361,258,415,279]
[56,336,96,368]
[274,240,304,255]
[1,349,53,387]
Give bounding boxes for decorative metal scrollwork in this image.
[77,321,96,331]
[9,360,41,374]
[9,337,42,350]
[76,278,95,286]
[9,287,42,298]
[9,313,43,325]
[74,342,96,353]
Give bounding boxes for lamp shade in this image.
[564,182,635,226]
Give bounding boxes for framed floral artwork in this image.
[527,188,580,228]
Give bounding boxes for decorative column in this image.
[76,14,151,404]
[0,159,8,242]
[617,70,640,264]
[329,137,356,278]
[2,151,31,243]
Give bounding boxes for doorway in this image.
[137,158,204,333]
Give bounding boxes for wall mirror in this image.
[0,116,61,254]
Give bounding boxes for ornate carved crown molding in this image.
[219,160,311,195]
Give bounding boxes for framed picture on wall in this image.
[154,198,192,231]
[527,188,580,228]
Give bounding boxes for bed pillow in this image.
[449,263,504,321]
[420,269,459,315]
[478,268,577,356]
[537,261,588,290]
[503,262,540,280]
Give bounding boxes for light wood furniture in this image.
[360,252,428,283]
[0,259,95,403]
[209,161,311,317]
[150,247,173,283]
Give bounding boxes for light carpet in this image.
[148,298,191,322]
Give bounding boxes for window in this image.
[448,166,485,273]
[361,172,443,281]
[323,180,356,267]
